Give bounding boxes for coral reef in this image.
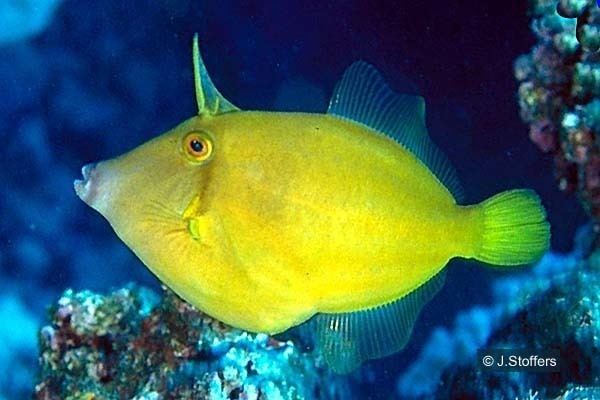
[397,252,575,398]
[515,0,600,222]
[35,285,349,399]
[397,227,600,399]
[556,0,600,52]
[433,255,600,399]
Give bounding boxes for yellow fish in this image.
[74,35,550,373]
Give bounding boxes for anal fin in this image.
[312,270,446,374]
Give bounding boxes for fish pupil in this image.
[190,139,204,153]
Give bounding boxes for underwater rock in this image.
[35,285,349,399]
[397,246,600,399]
[436,254,600,399]
[515,0,600,228]
[397,252,574,398]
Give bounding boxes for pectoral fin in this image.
[182,195,217,245]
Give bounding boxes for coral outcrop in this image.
[515,0,600,222]
[35,286,349,399]
[397,227,600,399]
[432,253,600,399]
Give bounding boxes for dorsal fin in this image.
[327,61,464,202]
[192,34,239,116]
[312,270,446,373]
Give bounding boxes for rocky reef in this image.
[35,286,349,399]
[433,253,600,399]
[397,226,600,399]
[515,0,600,222]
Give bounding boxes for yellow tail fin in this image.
[475,189,550,266]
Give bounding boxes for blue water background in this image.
[0,0,587,397]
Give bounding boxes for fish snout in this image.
[74,162,103,209]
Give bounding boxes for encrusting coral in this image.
[35,285,349,399]
[515,0,600,223]
[556,0,600,52]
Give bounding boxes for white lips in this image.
[74,163,97,204]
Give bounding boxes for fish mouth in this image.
[74,163,98,205]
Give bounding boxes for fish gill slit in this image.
[195,164,216,215]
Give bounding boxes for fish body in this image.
[122,111,470,334]
[75,36,550,372]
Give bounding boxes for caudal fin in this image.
[475,189,550,265]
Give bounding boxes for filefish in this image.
[74,35,550,373]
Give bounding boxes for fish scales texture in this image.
[74,36,550,373]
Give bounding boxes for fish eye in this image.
[182,131,213,163]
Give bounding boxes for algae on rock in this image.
[35,285,349,399]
